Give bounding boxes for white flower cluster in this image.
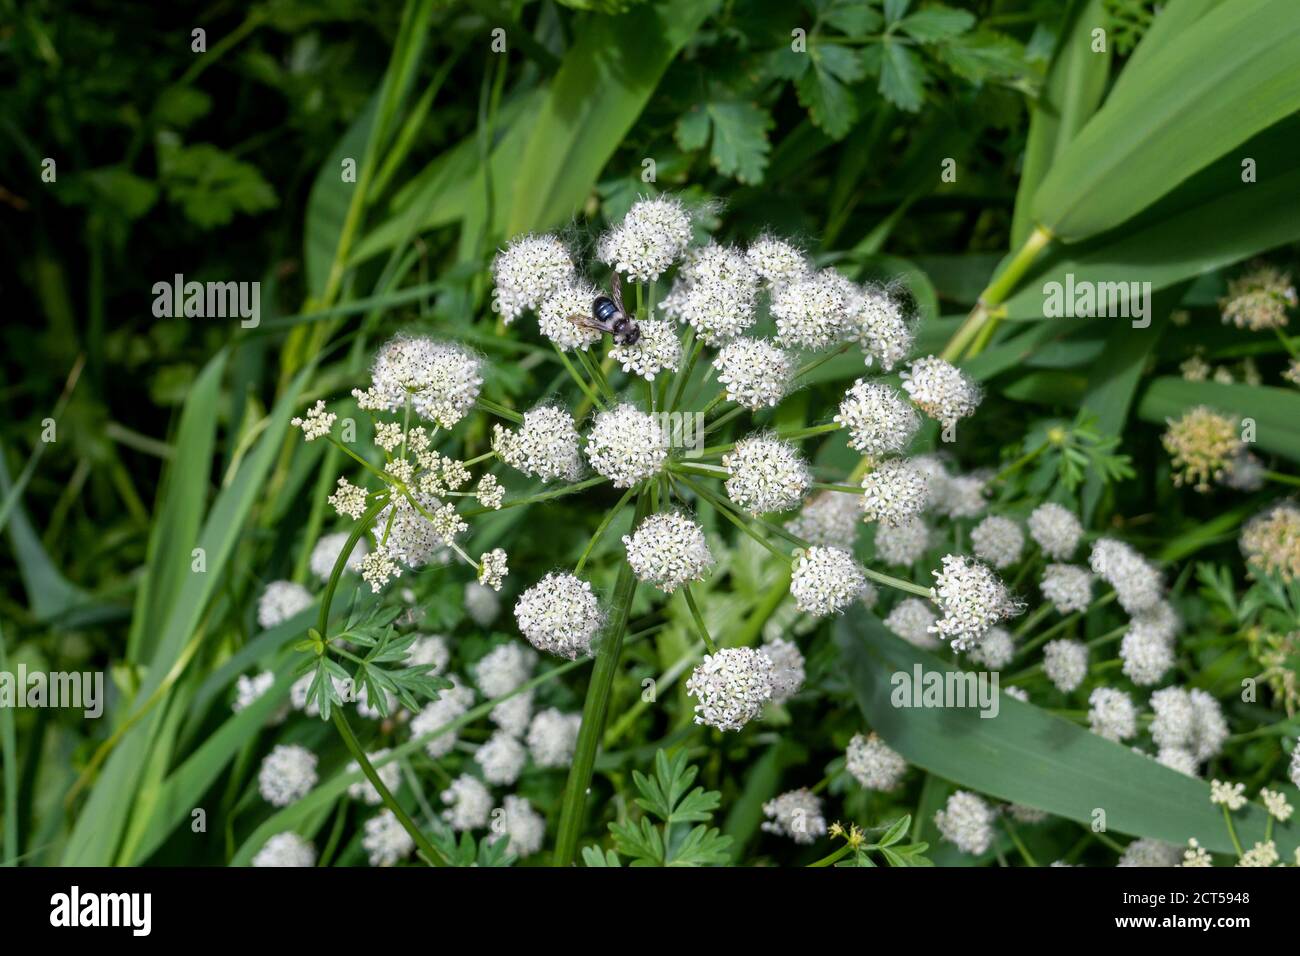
[685,647,775,732]
[1090,538,1163,615]
[935,790,995,855]
[514,572,604,659]
[786,491,860,551]
[873,515,930,566]
[538,281,603,351]
[475,643,537,698]
[1120,603,1178,686]
[929,554,1020,651]
[970,515,1024,569]
[585,404,669,488]
[357,335,483,429]
[623,512,714,593]
[362,810,414,867]
[762,637,806,703]
[761,789,827,844]
[884,598,940,650]
[968,626,1015,670]
[835,379,919,459]
[1088,687,1137,741]
[346,750,401,805]
[1027,502,1082,559]
[527,707,582,768]
[771,268,853,350]
[252,832,317,868]
[1039,563,1093,614]
[494,794,546,858]
[723,435,810,515]
[475,730,527,786]
[900,356,980,428]
[258,580,313,629]
[860,458,930,526]
[1151,687,1228,768]
[713,338,795,409]
[492,233,576,323]
[493,404,583,483]
[1043,638,1088,693]
[610,319,681,380]
[846,732,907,791]
[598,195,693,281]
[309,532,369,582]
[790,546,867,616]
[257,744,318,807]
[662,242,760,344]
[440,774,493,831]
[851,286,915,372]
[745,236,809,289]
[410,677,476,759]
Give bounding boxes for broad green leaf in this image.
[797,42,865,139]
[1137,378,1300,465]
[1032,0,1300,241]
[505,0,720,234]
[936,30,1028,83]
[304,98,376,298]
[675,100,773,184]
[835,613,1295,857]
[878,39,926,112]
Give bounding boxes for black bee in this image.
[568,273,641,346]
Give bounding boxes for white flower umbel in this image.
[258,580,313,629]
[495,794,546,858]
[685,647,775,732]
[374,492,457,571]
[900,356,981,427]
[935,791,995,855]
[1118,838,1182,867]
[465,581,501,626]
[662,242,760,344]
[410,677,476,759]
[873,515,930,566]
[527,708,582,768]
[713,337,795,409]
[1290,747,1300,790]
[1043,639,1088,693]
[1040,563,1093,615]
[346,749,400,805]
[859,457,930,526]
[970,515,1024,569]
[441,775,493,832]
[1027,503,1083,560]
[770,268,854,350]
[1120,619,1175,687]
[790,546,867,617]
[598,195,693,281]
[252,832,317,868]
[490,690,533,738]
[622,512,714,593]
[835,379,919,459]
[474,643,537,698]
[478,548,508,591]
[786,491,860,550]
[851,286,914,372]
[929,554,1019,652]
[884,598,940,650]
[491,233,576,323]
[610,319,681,380]
[475,730,527,786]
[761,637,806,703]
[761,789,828,845]
[846,732,907,791]
[538,281,604,351]
[328,477,368,520]
[585,404,669,488]
[1210,779,1248,812]
[493,404,583,483]
[359,335,483,429]
[1090,538,1163,615]
[362,810,415,867]
[233,670,275,712]
[934,471,988,519]
[309,532,369,582]
[968,626,1015,670]
[722,435,811,515]
[1088,687,1138,741]
[258,745,318,807]
[514,572,604,659]
[291,400,336,441]
[746,236,810,289]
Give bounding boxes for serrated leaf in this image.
[897,6,975,43]
[939,30,1029,83]
[824,0,884,36]
[796,43,866,138]
[879,38,926,111]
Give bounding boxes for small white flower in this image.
[859,458,930,526]
[1088,687,1137,741]
[935,790,995,855]
[585,403,669,488]
[623,512,714,593]
[933,471,988,519]
[346,749,401,805]
[598,195,693,281]
[900,356,981,427]
[746,236,810,289]
[846,732,907,791]
[1261,788,1293,822]
[527,708,582,768]
[884,598,940,650]
[1181,837,1213,867]
[328,477,369,519]
[493,794,546,858]
[410,677,476,759]
[851,286,914,372]
[873,515,930,566]
[361,335,483,429]
[929,554,1020,652]
[362,810,414,867]
[970,515,1024,569]
[490,690,533,738]
[722,435,811,515]
[1040,563,1094,615]
[492,233,576,323]
[1118,838,1182,867]
[1027,503,1083,560]
[440,774,493,831]
[835,379,919,459]
[233,670,276,712]
[661,242,760,344]
[359,546,402,593]
[257,581,313,629]
[374,493,457,569]
[1238,840,1280,867]
[478,548,509,591]
[309,531,369,582]
[538,281,604,351]
[1157,745,1200,777]
[761,789,827,844]
[252,832,317,868]
[405,634,450,675]
[1089,538,1163,615]
[1210,779,1247,812]
[786,491,861,550]
[465,581,501,626]
[291,400,336,441]
[514,572,604,659]
[968,626,1015,670]
[761,637,806,703]
[493,404,583,483]
[685,647,775,732]
[770,268,854,350]
[475,475,504,511]
[475,730,527,786]
[1119,617,1175,687]
[790,546,867,617]
[474,643,537,698]
[1043,639,1088,693]
[713,337,795,409]
[258,745,318,806]
[610,319,681,380]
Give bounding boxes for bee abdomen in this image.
[593,296,619,323]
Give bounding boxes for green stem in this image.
[681,584,718,654]
[1003,817,1037,867]
[807,842,855,867]
[1262,469,1300,488]
[552,491,651,866]
[476,397,524,424]
[940,225,1052,362]
[675,474,790,561]
[795,341,852,380]
[1222,805,1245,857]
[574,484,639,574]
[666,329,700,412]
[461,475,607,517]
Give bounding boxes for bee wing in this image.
[611,271,626,313]
[566,313,607,333]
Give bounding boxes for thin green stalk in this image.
[575,484,638,574]
[681,585,718,654]
[1222,806,1245,857]
[795,341,852,380]
[1003,817,1038,867]
[554,344,606,411]
[553,492,652,866]
[940,225,1053,362]
[1262,470,1300,488]
[807,842,855,867]
[665,329,700,412]
[461,475,607,517]
[0,621,17,866]
[676,474,789,560]
[476,397,524,424]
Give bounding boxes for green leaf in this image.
[835,613,1296,857]
[897,6,975,43]
[823,1,884,36]
[1032,0,1300,241]
[796,43,865,139]
[878,39,926,112]
[1137,378,1300,465]
[937,30,1029,83]
[675,100,773,184]
[883,0,911,24]
[155,137,277,229]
